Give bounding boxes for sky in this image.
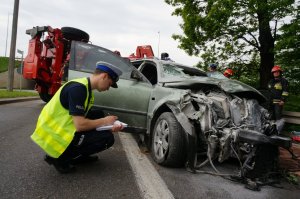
[0,0,200,66]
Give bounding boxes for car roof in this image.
[131,58,206,73]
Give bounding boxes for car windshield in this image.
[69,41,133,79]
[161,63,206,81]
[207,71,228,79]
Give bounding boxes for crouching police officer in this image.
[31,62,124,173]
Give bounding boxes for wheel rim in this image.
[153,119,169,160]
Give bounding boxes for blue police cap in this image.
[96,62,122,88]
[209,63,217,69]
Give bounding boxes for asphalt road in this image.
[0,100,141,199]
[1,100,300,199]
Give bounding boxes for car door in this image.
[68,41,153,131]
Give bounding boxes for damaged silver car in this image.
[68,41,292,188]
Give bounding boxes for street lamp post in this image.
[157,31,160,57]
[17,49,23,91]
[5,13,11,57]
[7,0,20,91]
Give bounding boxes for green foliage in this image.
[165,0,296,88]
[0,90,38,98]
[284,94,300,112]
[287,74,300,94]
[283,124,300,134]
[275,5,300,94]
[276,4,300,63]
[0,57,21,73]
[0,57,9,73]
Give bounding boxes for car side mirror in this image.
[131,70,143,81]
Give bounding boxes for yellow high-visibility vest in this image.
[31,78,94,158]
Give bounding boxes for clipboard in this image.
[96,120,128,131]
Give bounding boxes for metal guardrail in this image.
[283,111,300,125]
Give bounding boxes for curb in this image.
[0,96,40,105]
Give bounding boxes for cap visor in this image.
[111,82,118,88]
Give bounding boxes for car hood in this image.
[162,77,266,102]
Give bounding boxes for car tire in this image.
[39,92,52,103]
[151,112,186,167]
[61,27,90,42]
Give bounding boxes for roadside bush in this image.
[288,83,300,95]
[0,57,21,73]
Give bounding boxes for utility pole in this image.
[7,0,20,91]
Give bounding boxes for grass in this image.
[0,90,38,98]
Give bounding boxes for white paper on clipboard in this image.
[96,120,128,131]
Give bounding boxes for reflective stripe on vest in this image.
[31,78,94,158]
[272,99,284,104]
[282,91,289,96]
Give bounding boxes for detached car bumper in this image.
[236,129,291,149]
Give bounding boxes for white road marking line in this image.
[119,132,175,199]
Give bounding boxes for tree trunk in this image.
[259,50,274,89]
[257,3,275,89]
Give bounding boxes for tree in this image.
[276,5,300,94]
[276,4,300,66]
[165,0,295,89]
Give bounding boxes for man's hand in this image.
[111,122,124,132]
[73,115,118,132]
[103,116,118,125]
[279,101,285,106]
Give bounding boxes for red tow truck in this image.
[23,26,155,102]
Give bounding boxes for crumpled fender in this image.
[166,100,199,170]
[166,102,195,136]
[146,89,194,135]
[150,89,196,136]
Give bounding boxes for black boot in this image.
[44,155,76,174]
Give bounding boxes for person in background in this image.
[207,63,218,77]
[31,61,124,173]
[113,50,121,56]
[223,68,234,78]
[268,65,289,133]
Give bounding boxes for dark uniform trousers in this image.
[58,109,115,163]
[271,103,283,121]
[271,104,283,120]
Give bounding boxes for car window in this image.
[161,63,206,79]
[139,63,158,85]
[207,71,227,79]
[131,60,144,69]
[69,41,133,79]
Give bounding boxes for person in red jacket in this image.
[223,68,234,78]
[268,65,289,126]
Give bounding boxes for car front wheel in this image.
[151,112,186,167]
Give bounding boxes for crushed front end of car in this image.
[163,80,292,190]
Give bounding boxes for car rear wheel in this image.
[151,112,186,167]
[39,92,52,103]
